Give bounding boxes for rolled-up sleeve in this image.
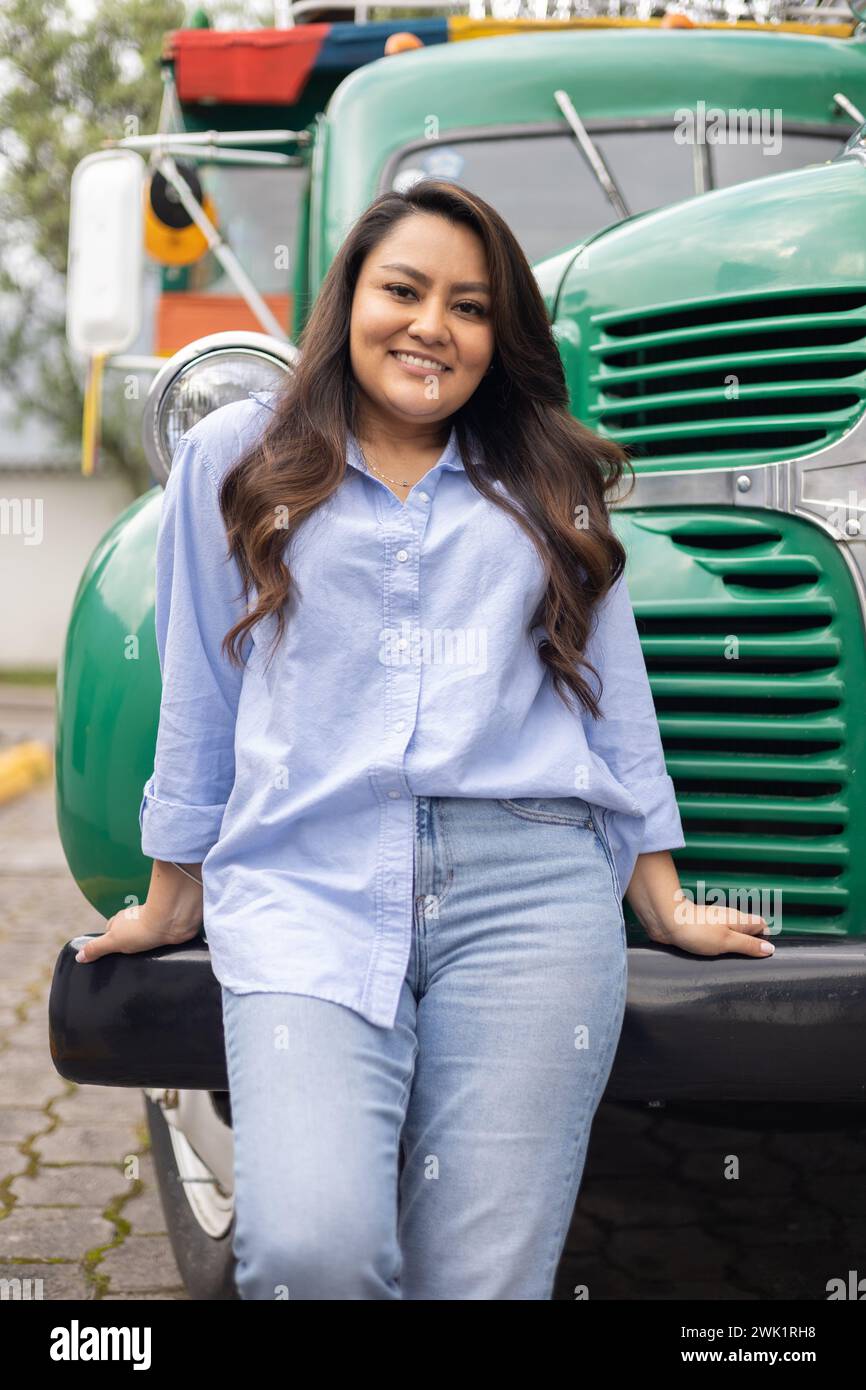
[139,431,249,862]
[583,568,686,858]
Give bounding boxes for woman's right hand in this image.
[75,860,204,963]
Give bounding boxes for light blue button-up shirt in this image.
[140,390,685,1028]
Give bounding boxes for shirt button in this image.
[396,549,409,562]
[396,638,408,651]
[387,790,401,799]
[417,491,430,503]
[395,719,406,731]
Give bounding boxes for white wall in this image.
[0,470,138,670]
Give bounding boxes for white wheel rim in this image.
[166,1123,235,1239]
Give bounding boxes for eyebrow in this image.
[377,262,491,295]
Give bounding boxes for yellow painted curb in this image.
[0,741,53,805]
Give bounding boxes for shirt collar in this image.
[346,423,464,475]
[247,393,467,475]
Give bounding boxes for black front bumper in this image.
[49,933,866,1102]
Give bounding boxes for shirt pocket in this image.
[495,795,596,829]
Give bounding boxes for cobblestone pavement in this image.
[0,687,186,1300]
[556,1100,866,1301]
[1,686,863,1301]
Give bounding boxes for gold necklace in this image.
[356,442,413,489]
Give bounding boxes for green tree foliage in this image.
[0,0,186,484]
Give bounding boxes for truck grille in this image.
[620,508,865,935]
[588,288,866,469]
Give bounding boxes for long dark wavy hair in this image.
[215,177,635,719]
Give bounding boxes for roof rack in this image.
[282,0,860,27]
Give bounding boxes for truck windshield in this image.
[190,163,306,295]
[153,161,307,352]
[387,126,849,265]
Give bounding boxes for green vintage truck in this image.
[52,8,866,1298]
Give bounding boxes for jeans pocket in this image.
[496,795,596,829]
[588,807,627,942]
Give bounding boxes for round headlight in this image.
[142,330,299,484]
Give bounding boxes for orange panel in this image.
[155,293,293,356]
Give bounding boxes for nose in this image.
[407,295,450,346]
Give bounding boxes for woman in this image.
[77,178,773,1300]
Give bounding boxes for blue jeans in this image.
[220,793,628,1300]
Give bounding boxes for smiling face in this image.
[348,211,495,441]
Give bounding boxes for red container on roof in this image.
[163,28,329,105]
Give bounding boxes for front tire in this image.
[144,1092,239,1300]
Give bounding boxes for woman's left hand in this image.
[643,891,775,958]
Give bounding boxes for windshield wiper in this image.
[554,88,631,221]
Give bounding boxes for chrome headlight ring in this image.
[142,330,300,486]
